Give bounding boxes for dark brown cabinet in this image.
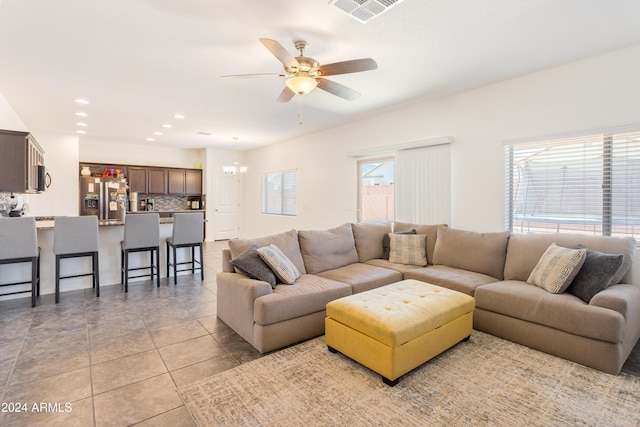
[147,168,167,194]
[128,167,148,193]
[185,169,203,195]
[168,169,185,195]
[0,130,45,193]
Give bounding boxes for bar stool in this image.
[0,217,40,307]
[54,216,100,303]
[121,213,160,292]
[166,212,204,285]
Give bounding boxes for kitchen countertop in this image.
[33,217,175,230]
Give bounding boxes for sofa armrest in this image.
[216,272,273,344]
[222,249,234,272]
[589,283,640,319]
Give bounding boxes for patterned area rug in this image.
[179,331,640,426]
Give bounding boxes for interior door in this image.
[214,171,239,240]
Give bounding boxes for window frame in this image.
[261,169,297,216]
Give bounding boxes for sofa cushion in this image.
[432,227,510,279]
[404,265,499,296]
[229,245,277,288]
[228,229,306,274]
[382,229,416,259]
[393,222,446,265]
[504,234,635,285]
[257,244,301,285]
[352,222,392,262]
[527,244,586,294]
[318,263,403,294]
[388,233,427,266]
[365,258,424,274]
[474,280,624,343]
[567,246,624,303]
[253,275,351,326]
[298,223,359,274]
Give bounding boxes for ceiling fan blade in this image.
[316,78,360,101]
[260,38,299,70]
[318,58,377,76]
[276,86,296,103]
[220,73,284,79]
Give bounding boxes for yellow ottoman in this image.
[325,279,475,386]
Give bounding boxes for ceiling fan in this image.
[222,38,378,103]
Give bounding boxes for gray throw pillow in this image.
[382,229,416,259]
[567,245,624,303]
[230,245,277,288]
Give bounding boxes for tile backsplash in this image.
[137,194,205,211]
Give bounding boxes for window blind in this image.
[505,129,640,239]
[261,170,297,216]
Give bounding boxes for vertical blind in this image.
[505,129,640,238]
[261,170,297,216]
[395,143,451,225]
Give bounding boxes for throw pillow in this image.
[230,245,278,288]
[257,244,301,285]
[527,243,586,294]
[566,245,624,303]
[382,229,416,259]
[388,234,427,266]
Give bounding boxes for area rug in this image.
[179,331,640,426]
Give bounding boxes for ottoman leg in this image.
[383,376,399,387]
[463,335,471,342]
[327,346,338,353]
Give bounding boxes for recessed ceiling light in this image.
[154,131,163,136]
[75,98,89,104]
[146,138,155,142]
[162,124,172,128]
[75,112,88,117]
[76,122,88,127]
[76,130,86,134]
[174,114,185,119]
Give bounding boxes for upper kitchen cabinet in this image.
[168,168,202,195]
[128,167,148,193]
[0,130,45,193]
[147,168,167,194]
[185,169,202,195]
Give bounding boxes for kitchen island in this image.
[0,215,193,303]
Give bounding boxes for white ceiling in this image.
[1,0,640,151]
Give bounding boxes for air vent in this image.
[196,131,212,136]
[329,0,405,23]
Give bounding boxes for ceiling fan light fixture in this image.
[286,75,318,95]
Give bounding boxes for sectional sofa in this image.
[216,222,639,374]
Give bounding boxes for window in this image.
[261,170,297,216]
[505,129,640,239]
[358,158,394,223]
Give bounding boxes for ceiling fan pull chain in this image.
[298,97,304,126]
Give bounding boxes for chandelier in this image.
[223,137,248,176]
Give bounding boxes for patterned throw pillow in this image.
[566,245,624,303]
[388,234,427,266]
[382,229,416,259]
[230,245,278,288]
[527,243,586,293]
[257,244,301,285]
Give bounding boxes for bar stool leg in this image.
[124,250,129,293]
[94,251,100,297]
[55,255,60,304]
[165,242,170,283]
[31,256,38,308]
[173,245,178,285]
[155,248,160,288]
[191,246,195,274]
[199,243,204,280]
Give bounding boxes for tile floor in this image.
[0,240,262,427]
[1,240,639,426]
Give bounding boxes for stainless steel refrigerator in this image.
[79,176,127,220]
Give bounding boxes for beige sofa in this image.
[216,222,639,374]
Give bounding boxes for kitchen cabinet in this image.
[168,169,185,195]
[0,130,45,193]
[185,169,203,195]
[128,167,148,193]
[147,168,167,194]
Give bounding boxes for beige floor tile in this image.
[90,330,155,365]
[133,406,195,426]
[2,366,91,405]
[158,335,227,371]
[94,373,182,427]
[91,349,167,394]
[170,353,240,388]
[197,315,229,334]
[149,319,208,348]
